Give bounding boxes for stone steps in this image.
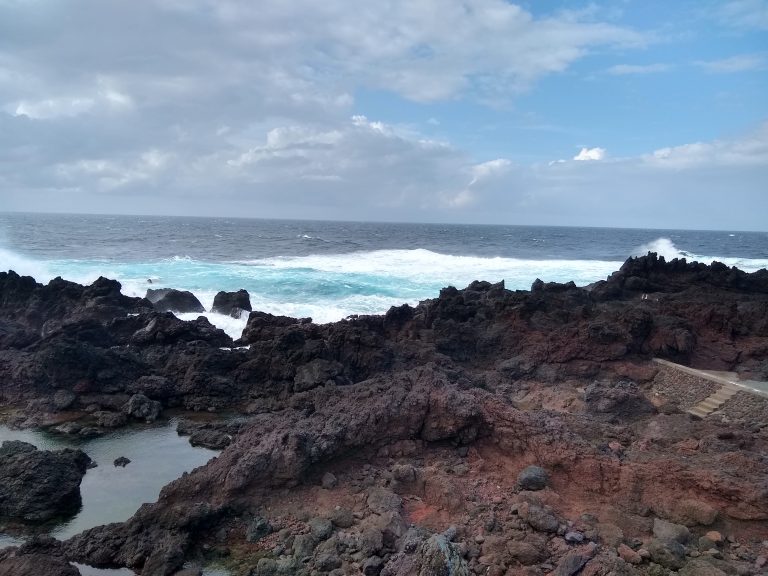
[686,383,741,419]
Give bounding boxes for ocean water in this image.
[1,213,767,339]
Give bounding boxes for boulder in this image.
[517,465,548,491]
[416,534,470,576]
[646,538,687,569]
[507,540,548,565]
[367,487,403,514]
[309,517,334,541]
[113,456,131,467]
[211,290,252,318]
[188,429,230,450]
[520,503,560,533]
[246,516,272,543]
[125,393,162,422]
[150,289,205,313]
[363,555,385,576]
[0,441,91,522]
[653,518,691,544]
[321,471,338,489]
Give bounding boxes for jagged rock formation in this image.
[211,289,252,318]
[0,441,91,522]
[0,254,767,575]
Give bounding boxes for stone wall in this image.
[650,365,720,409]
[720,390,768,426]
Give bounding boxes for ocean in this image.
[2,213,767,339]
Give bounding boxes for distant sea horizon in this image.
[3,209,768,234]
[2,211,767,339]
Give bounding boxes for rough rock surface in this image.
[0,441,91,522]
[1,255,767,575]
[150,289,205,313]
[211,289,252,318]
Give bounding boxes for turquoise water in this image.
[0,421,218,541]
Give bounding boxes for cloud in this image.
[3,114,768,230]
[469,158,512,185]
[0,1,765,230]
[446,158,513,208]
[643,122,768,169]
[9,82,133,119]
[606,63,671,75]
[696,54,765,73]
[0,0,647,115]
[716,0,768,30]
[55,149,174,191]
[573,147,606,161]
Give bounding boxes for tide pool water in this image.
[0,420,217,541]
[1,213,767,339]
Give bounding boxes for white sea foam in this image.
[0,247,54,281]
[634,237,768,272]
[176,310,249,341]
[634,238,691,261]
[232,249,623,288]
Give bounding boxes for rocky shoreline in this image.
[0,253,767,576]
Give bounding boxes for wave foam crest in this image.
[0,248,54,281]
[634,237,768,271]
[634,238,690,260]
[234,249,621,287]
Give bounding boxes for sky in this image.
[0,0,767,230]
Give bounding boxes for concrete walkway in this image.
[652,358,768,419]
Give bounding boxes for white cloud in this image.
[8,81,134,119]
[696,54,765,73]
[716,0,768,30]
[643,122,768,169]
[449,158,513,208]
[56,148,173,191]
[469,158,512,185]
[606,63,671,75]
[12,97,96,119]
[0,0,647,119]
[573,147,606,161]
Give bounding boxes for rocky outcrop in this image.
[1,254,768,575]
[0,553,79,576]
[0,441,91,522]
[211,289,252,318]
[149,289,205,314]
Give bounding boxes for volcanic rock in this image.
[150,289,205,313]
[517,465,548,491]
[0,441,91,522]
[0,255,766,574]
[113,456,131,467]
[125,393,161,422]
[211,289,252,318]
[188,429,230,450]
[0,553,79,576]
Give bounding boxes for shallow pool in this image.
[0,420,218,541]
